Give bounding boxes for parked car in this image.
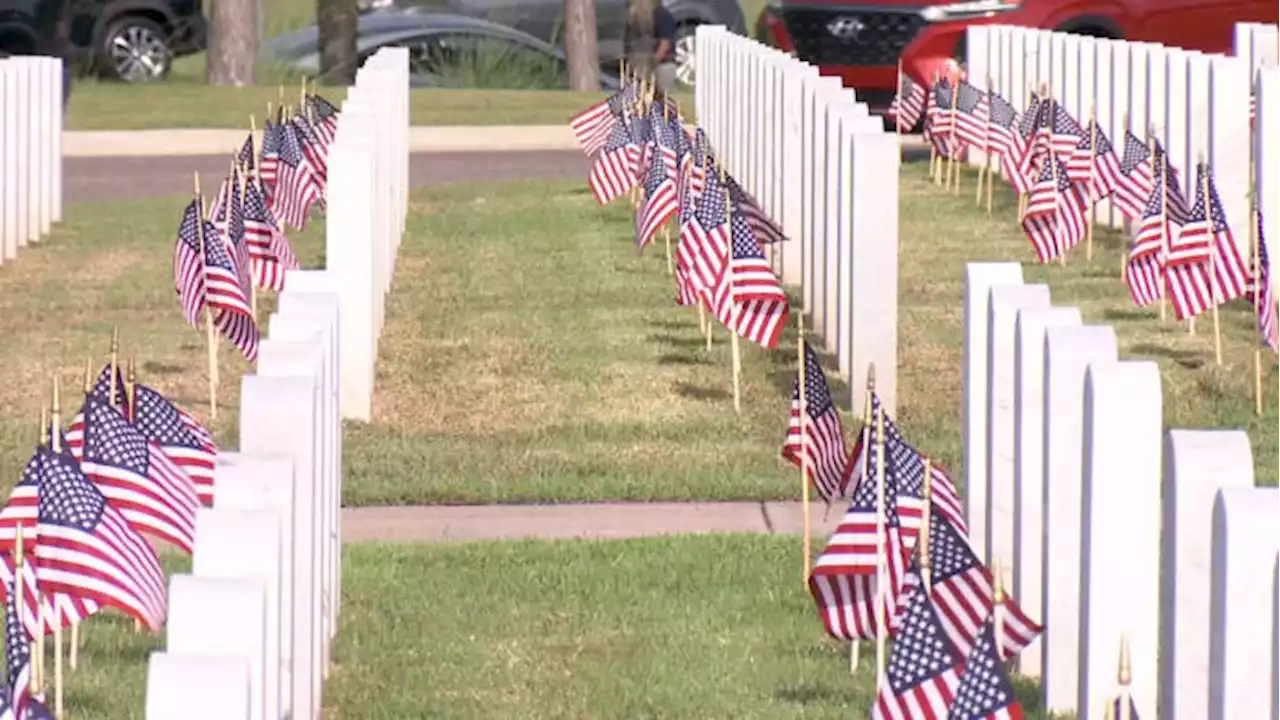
[356,0,746,87]
[0,0,206,82]
[756,0,1279,112]
[265,11,624,91]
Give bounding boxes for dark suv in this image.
[0,0,207,82]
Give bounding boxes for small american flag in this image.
[193,197,259,363]
[898,509,1042,662]
[1188,164,1250,305]
[711,206,790,349]
[986,93,1031,194]
[570,85,635,156]
[34,447,168,633]
[871,583,962,719]
[809,417,909,641]
[289,116,329,196]
[243,179,299,292]
[132,383,218,506]
[588,120,640,206]
[781,342,848,503]
[1166,164,1218,320]
[726,176,785,245]
[1257,214,1278,352]
[678,128,710,212]
[1,550,99,641]
[889,72,927,132]
[78,396,200,554]
[271,122,322,231]
[306,93,340,145]
[1020,102,1085,183]
[173,199,211,329]
[258,118,284,197]
[1068,120,1124,202]
[949,617,1026,720]
[635,120,680,250]
[1021,157,1087,263]
[237,133,256,173]
[953,81,990,149]
[677,168,731,306]
[1112,131,1156,221]
[4,574,36,720]
[65,362,127,459]
[1125,171,1171,307]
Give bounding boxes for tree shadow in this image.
[658,353,712,367]
[141,360,186,376]
[673,381,730,402]
[1129,342,1206,369]
[647,333,707,350]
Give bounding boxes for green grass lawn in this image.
[324,535,1053,719]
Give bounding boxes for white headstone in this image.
[166,574,266,720]
[146,652,249,720]
[847,129,899,415]
[1078,360,1162,719]
[1209,486,1280,719]
[240,374,321,720]
[1041,325,1118,712]
[963,262,1024,563]
[985,283,1051,567]
[193,508,284,720]
[1161,430,1255,720]
[1011,305,1081,678]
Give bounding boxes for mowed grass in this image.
[354,180,800,504]
[0,193,326,488]
[325,535,1053,719]
[892,160,1278,490]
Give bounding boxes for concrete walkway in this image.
[64,125,928,157]
[341,501,845,543]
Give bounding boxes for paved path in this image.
[340,501,844,543]
[66,150,592,203]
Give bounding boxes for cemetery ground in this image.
[0,157,1274,717]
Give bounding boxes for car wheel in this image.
[674,25,698,87]
[100,15,172,83]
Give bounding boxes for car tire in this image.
[673,23,699,88]
[99,15,172,83]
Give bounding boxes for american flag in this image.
[809,418,909,641]
[711,205,790,349]
[1258,215,1278,352]
[1153,142,1192,224]
[1125,173,1171,307]
[306,93,340,145]
[1021,156,1088,263]
[678,128,710,212]
[676,169,731,307]
[781,342,848,503]
[193,197,259,363]
[588,120,640,206]
[33,447,167,633]
[1020,101,1085,183]
[271,122,322,231]
[726,176,785,245]
[4,574,35,720]
[844,393,968,543]
[898,509,1042,662]
[173,199,211,329]
[243,179,299,292]
[1068,120,1124,202]
[0,550,99,640]
[870,584,962,720]
[258,118,284,197]
[65,362,127,460]
[953,81,990,149]
[986,93,1031,194]
[1111,130,1156,221]
[926,78,961,158]
[889,72,927,132]
[570,85,635,156]
[289,116,329,197]
[625,110,654,181]
[1165,164,1218,319]
[635,116,680,250]
[673,263,699,307]
[237,133,256,174]
[1182,163,1250,305]
[0,452,39,550]
[132,383,217,506]
[949,617,1025,720]
[647,104,682,179]
[77,396,200,554]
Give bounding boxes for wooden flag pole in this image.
[993,556,1006,666]
[930,71,941,185]
[1117,633,1133,720]
[49,380,65,718]
[725,186,742,415]
[893,59,904,144]
[1087,105,1098,262]
[946,75,960,193]
[920,457,933,588]
[109,326,119,403]
[798,318,812,589]
[194,173,219,420]
[873,396,888,691]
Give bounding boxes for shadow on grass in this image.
[1129,342,1208,369]
[657,352,712,367]
[647,333,707,349]
[773,681,859,705]
[673,381,731,402]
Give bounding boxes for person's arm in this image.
[653,8,676,63]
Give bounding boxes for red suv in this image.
[756,0,1278,111]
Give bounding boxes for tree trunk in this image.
[205,0,258,86]
[563,0,600,92]
[317,0,359,86]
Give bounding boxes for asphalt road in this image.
[64,150,593,204]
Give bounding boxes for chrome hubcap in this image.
[109,25,169,82]
[674,34,696,86]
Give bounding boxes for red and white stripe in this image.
[588,146,639,206]
[570,101,618,156]
[81,442,199,555]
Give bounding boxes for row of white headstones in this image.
[0,55,62,267]
[960,21,1280,720]
[692,22,1279,720]
[694,25,903,419]
[144,48,411,720]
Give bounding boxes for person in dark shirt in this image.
[624,0,680,93]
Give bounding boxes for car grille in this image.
[778,6,926,67]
